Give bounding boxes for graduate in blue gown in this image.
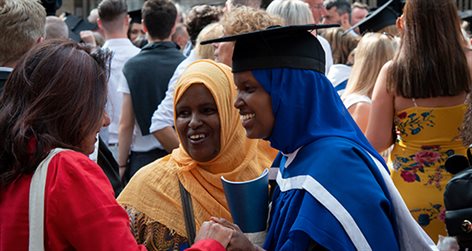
[200,25,436,251]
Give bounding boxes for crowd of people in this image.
[1,0,472,250]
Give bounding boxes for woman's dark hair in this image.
[388,0,471,98]
[0,40,111,186]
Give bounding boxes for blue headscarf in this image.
[252,68,386,167]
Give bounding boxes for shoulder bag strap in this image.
[178,180,196,245]
[29,148,67,251]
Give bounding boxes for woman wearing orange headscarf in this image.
[118,59,275,251]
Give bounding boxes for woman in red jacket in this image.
[0,40,228,251]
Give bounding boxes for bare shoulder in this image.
[465,48,472,70]
[372,61,394,99]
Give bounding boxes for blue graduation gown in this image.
[264,137,400,251]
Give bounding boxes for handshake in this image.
[194,217,264,251]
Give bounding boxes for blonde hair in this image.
[0,0,46,66]
[195,23,224,60]
[266,0,314,25]
[378,24,400,37]
[344,33,396,97]
[220,6,283,36]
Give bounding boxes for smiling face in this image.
[175,84,221,162]
[233,71,274,139]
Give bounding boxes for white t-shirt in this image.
[100,39,140,145]
[342,93,372,110]
[327,64,352,96]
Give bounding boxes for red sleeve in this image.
[185,239,225,251]
[44,150,146,251]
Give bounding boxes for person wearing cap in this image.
[201,24,436,250]
[214,6,283,67]
[460,10,472,47]
[128,9,147,48]
[289,0,334,74]
[366,0,472,242]
[345,0,401,37]
[118,59,272,251]
[150,6,280,154]
[266,0,333,74]
[0,0,46,90]
[66,10,102,44]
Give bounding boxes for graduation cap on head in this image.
[63,13,98,42]
[460,10,472,34]
[128,9,142,24]
[461,10,472,24]
[200,24,338,73]
[345,0,400,35]
[377,0,404,14]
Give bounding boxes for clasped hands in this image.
[195,217,263,251]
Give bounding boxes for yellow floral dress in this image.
[389,104,467,242]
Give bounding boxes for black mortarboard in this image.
[64,14,98,42]
[461,10,472,24]
[377,0,404,14]
[460,10,472,34]
[200,24,338,73]
[128,9,142,24]
[346,0,400,34]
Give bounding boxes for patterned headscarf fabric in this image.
[251,68,386,165]
[118,60,273,237]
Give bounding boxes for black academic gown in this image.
[0,69,11,91]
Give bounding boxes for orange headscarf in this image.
[118,60,275,237]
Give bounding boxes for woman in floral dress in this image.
[387,105,467,241]
[365,0,472,242]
